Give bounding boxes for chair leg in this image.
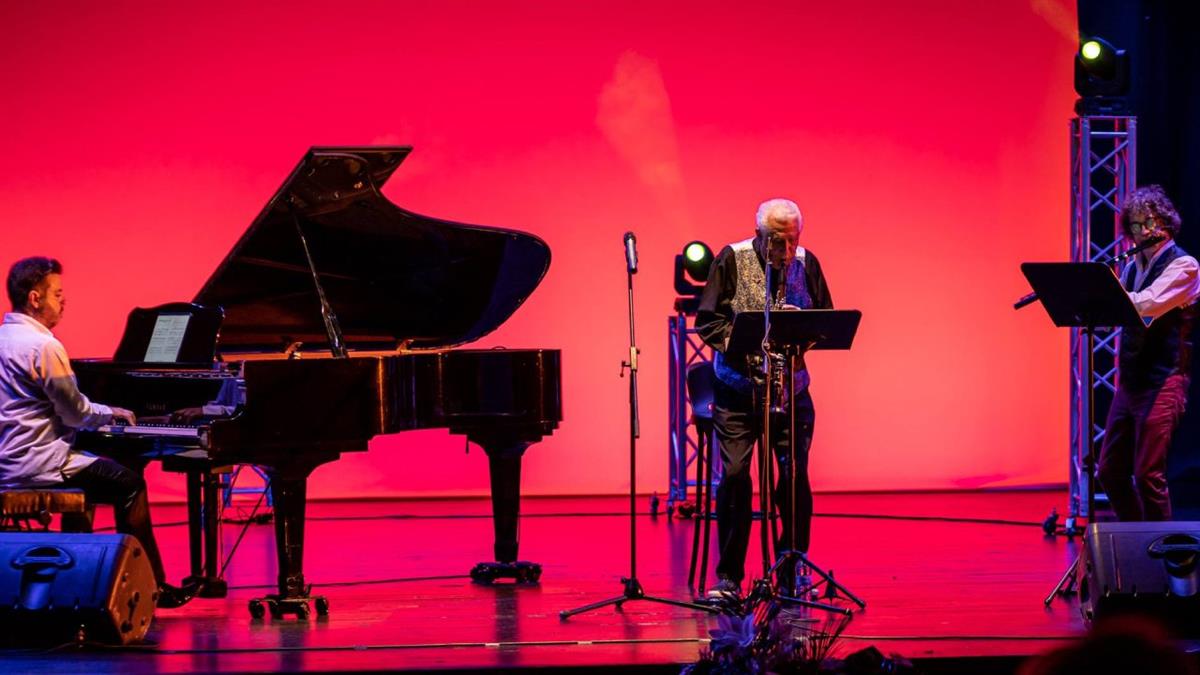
[698,424,715,593]
[61,506,95,533]
[687,428,706,590]
[767,453,779,561]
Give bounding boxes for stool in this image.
[0,488,94,532]
[685,361,717,595]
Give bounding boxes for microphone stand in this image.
[758,265,776,580]
[560,234,717,620]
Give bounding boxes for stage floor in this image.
[4,490,1087,673]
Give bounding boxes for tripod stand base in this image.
[1045,554,1081,606]
[769,551,867,612]
[559,577,719,620]
[746,576,854,617]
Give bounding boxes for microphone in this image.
[624,231,638,274]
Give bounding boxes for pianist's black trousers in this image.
[60,457,167,586]
[713,380,815,583]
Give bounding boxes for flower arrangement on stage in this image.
[682,589,912,675]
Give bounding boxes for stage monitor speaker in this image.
[1080,521,1200,632]
[0,532,157,646]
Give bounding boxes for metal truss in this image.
[1068,115,1136,520]
[667,312,715,507]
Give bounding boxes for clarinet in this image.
[1013,234,1165,310]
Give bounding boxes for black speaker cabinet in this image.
[0,533,157,645]
[1080,521,1200,631]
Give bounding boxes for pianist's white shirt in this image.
[0,312,111,487]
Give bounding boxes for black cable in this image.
[40,635,713,656]
[92,509,1046,534]
[30,632,1079,657]
[91,520,190,532]
[298,510,1046,528]
[840,634,1078,641]
[226,573,469,591]
[220,479,269,577]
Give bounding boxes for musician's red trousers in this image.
[1097,373,1190,521]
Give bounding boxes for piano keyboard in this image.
[94,423,203,439]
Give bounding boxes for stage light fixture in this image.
[682,241,713,282]
[1074,35,1129,114]
[673,240,713,314]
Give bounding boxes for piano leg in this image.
[186,471,203,580]
[201,471,227,596]
[469,439,542,584]
[270,474,308,599]
[182,469,229,598]
[249,466,330,620]
[486,445,525,563]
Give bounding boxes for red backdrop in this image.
[0,0,1079,500]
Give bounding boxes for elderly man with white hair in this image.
[696,198,834,599]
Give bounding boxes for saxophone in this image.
[767,352,789,415]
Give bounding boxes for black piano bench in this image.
[0,488,95,532]
[470,561,542,585]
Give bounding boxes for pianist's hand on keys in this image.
[111,407,137,426]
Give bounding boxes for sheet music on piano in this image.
[144,313,191,363]
[111,303,224,367]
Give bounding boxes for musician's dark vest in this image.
[713,238,813,395]
[1118,242,1198,390]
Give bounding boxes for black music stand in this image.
[727,309,865,614]
[1019,262,1141,605]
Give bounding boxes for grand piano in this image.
[74,147,563,618]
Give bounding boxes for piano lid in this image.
[194,147,551,352]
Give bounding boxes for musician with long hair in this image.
[1097,186,1200,521]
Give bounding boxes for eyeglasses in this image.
[1128,218,1157,232]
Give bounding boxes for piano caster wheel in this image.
[516,565,542,584]
[249,593,326,619]
[470,562,497,585]
[471,561,543,585]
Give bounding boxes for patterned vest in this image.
[1118,242,1198,390]
[713,238,814,395]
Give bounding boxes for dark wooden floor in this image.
[3,490,1089,673]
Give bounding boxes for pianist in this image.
[0,257,192,607]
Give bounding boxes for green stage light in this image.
[1074,35,1128,113]
[673,240,714,313]
[681,241,713,282]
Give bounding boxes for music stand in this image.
[1019,262,1141,605]
[727,309,865,614]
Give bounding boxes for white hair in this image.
[755,198,802,232]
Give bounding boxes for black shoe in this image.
[706,576,741,600]
[156,581,200,609]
